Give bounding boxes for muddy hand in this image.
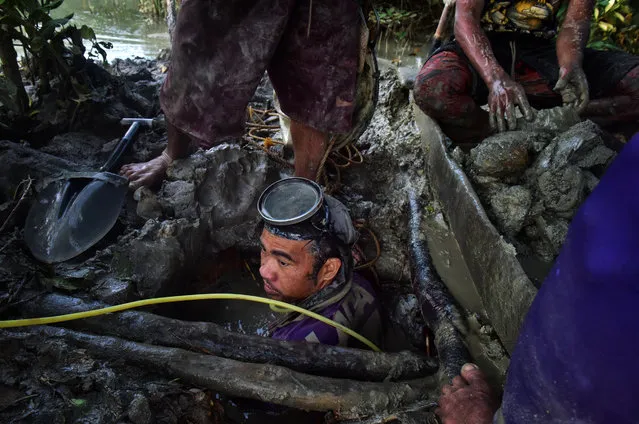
[120,150,172,190]
[488,77,535,133]
[554,66,589,113]
[436,363,498,424]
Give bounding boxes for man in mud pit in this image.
[436,132,639,423]
[257,177,382,348]
[120,0,365,190]
[413,0,639,143]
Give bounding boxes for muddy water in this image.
[52,0,170,60]
[204,272,278,337]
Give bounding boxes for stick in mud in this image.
[407,189,471,381]
[20,292,438,382]
[1,326,438,419]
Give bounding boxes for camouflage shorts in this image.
[160,0,361,148]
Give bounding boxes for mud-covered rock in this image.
[534,120,614,172]
[536,165,585,217]
[162,143,277,252]
[40,132,109,169]
[469,132,531,178]
[465,119,617,264]
[583,170,600,193]
[134,187,164,220]
[450,146,468,168]
[111,219,206,297]
[0,141,85,201]
[536,216,570,254]
[128,394,152,424]
[516,106,581,133]
[488,185,532,236]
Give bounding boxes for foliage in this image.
[557,0,638,53]
[376,7,419,41]
[589,0,639,54]
[0,0,110,113]
[369,3,440,43]
[138,0,181,21]
[138,0,165,19]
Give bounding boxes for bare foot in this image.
[119,154,170,190]
[436,363,499,424]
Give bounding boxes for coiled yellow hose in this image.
[0,293,381,352]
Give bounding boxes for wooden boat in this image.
[413,104,538,357]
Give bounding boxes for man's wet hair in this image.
[308,234,353,284]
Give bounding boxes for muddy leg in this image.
[290,120,329,181]
[119,121,191,190]
[582,65,639,127]
[413,51,492,143]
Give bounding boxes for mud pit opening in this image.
[156,246,418,355]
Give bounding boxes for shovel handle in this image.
[430,2,454,55]
[100,122,141,172]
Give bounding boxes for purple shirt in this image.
[270,274,382,349]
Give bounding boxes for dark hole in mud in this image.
[159,248,416,351]
[144,249,325,423]
[152,247,421,423]
[159,249,276,336]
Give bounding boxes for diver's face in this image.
[258,229,318,302]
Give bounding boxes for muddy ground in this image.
[2,51,616,422]
[0,56,468,423]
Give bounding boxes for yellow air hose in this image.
[0,293,381,352]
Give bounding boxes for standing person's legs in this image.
[583,64,639,126]
[121,0,296,189]
[268,0,360,181]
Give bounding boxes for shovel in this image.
[430,1,455,55]
[24,122,141,263]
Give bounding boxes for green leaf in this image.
[614,11,627,22]
[598,21,615,31]
[93,41,108,63]
[40,16,72,39]
[80,24,95,40]
[70,399,86,407]
[41,0,64,11]
[588,39,623,50]
[30,36,44,52]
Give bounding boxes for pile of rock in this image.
[457,119,617,262]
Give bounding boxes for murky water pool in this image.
[52,0,170,60]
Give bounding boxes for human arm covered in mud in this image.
[455,0,535,132]
[554,0,594,112]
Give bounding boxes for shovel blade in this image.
[24,173,128,263]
